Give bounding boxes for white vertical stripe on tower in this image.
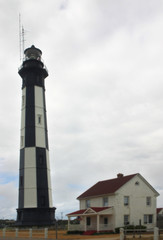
[35,86,46,148]
[24,147,37,208]
[20,87,26,149]
[46,150,53,207]
[35,86,43,108]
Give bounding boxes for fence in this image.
[0,228,57,239]
[120,227,163,240]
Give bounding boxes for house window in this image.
[124,215,130,225]
[144,215,153,224]
[86,217,91,226]
[86,199,91,208]
[103,197,108,207]
[104,217,108,225]
[37,114,42,124]
[135,181,139,185]
[124,196,129,206]
[146,197,151,206]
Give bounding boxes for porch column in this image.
[84,216,87,232]
[97,215,100,233]
[68,216,70,231]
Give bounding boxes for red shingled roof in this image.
[67,207,110,216]
[77,173,137,199]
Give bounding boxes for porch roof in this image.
[67,207,113,216]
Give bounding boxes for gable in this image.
[116,174,159,197]
[84,208,96,214]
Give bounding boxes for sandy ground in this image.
[0,229,156,240]
[0,229,120,239]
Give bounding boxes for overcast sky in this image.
[0,0,163,220]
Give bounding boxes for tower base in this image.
[16,207,56,226]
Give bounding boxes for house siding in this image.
[114,175,157,228]
[80,195,115,209]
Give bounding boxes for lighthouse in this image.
[16,45,55,226]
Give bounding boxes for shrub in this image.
[115,225,146,233]
[115,227,121,233]
[135,225,146,230]
[67,230,84,235]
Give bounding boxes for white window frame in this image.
[124,196,129,206]
[21,136,24,147]
[124,215,130,225]
[86,199,91,208]
[103,197,108,207]
[144,214,153,224]
[22,95,25,106]
[146,196,151,206]
[37,114,42,125]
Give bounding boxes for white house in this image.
[67,173,159,232]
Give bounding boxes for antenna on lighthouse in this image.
[19,14,26,61]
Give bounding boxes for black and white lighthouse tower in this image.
[16,45,55,226]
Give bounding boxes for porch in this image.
[67,207,114,232]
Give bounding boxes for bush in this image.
[115,225,146,233]
[98,230,114,234]
[135,225,146,230]
[115,227,121,233]
[67,230,84,235]
[124,225,135,230]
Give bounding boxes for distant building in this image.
[157,208,163,215]
[67,173,159,232]
[157,208,163,228]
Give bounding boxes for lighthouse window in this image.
[37,115,42,124]
[21,136,24,147]
[22,95,25,106]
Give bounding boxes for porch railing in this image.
[68,223,113,232]
[68,224,85,231]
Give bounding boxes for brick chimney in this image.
[117,173,124,178]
